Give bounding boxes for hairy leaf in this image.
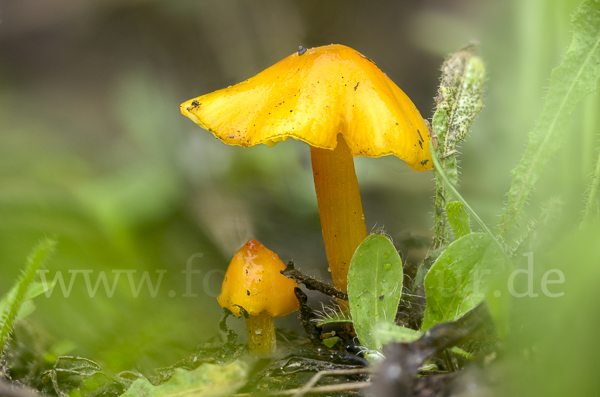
[0,237,56,356]
[422,233,505,330]
[582,146,600,225]
[0,281,55,322]
[348,234,403,350]
[315,311,352,327]
[432,47,486,247]
[497,0,600,238]
[375,323,422,346]
[446,201,471,239]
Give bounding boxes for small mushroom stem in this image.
[310,134,368,303]
[245,312,276,355]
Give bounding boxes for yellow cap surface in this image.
[181,44,432,171]
[218,240,299,317]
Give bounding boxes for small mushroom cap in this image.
[218,240,299,317]
[181,44,432,171]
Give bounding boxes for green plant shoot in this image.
[0,237,56,357]
[432,47,486,247]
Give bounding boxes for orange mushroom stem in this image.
[218,240,299,355]
[310,134,367,298]
[245,312,276,355]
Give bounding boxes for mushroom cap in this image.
[181,44,432,171]
[218,240,299,317]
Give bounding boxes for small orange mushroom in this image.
[182,45,432,302]
[218,239,299,355]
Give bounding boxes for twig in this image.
[294,288,321,343]
[281,262,348,301]
[292,368,370,397]
[234,381,370,397]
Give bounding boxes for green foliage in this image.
[315,311,352,327]
[497,0,600,239]
[42,356,104,396]
[446,201,471,239]
[0,237,56,357]
[322,337,342,348]
[422,233,505,331]
[120,361,247,397]
[375,323,421,345]
[581,147,600,225]
[0,281,54,324]
[348,234,403,350]
[429,141,506,257]
[432,47,486,247]
[502,224,600,397]
[375,324,472,360]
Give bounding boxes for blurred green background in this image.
[1,0,598,385]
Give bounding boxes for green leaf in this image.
[422,233,505,330]
[120,361,247,397]
[374,323,422,346]
[0,281,55,321]
[449,347,472,360]
[315,311,352,327]
[374,324,473,360]
[322,337,342,348]
[348,234,403,350]
[582,145,600,226]
[54,356,102,376]
[0,237,56,356]
[446,201,471,239]
[497,0,600,238]
[412,247,446,294]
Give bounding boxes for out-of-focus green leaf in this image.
[446,201,471,239]
[502,224,600,397]
[375,324,472,360]
[120,361,247,397]
[375,323,421,346]
[422,233,504,330]
[0,280,55,321]
[322,337,342,348]
[582,146,600,225]
[0,238,56,356]
[497,0,600,238]
[54,356,102,377]
[348,234,403,350]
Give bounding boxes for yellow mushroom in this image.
[182,44,432,301]
[218,239,299,355]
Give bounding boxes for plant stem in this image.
[310,134,367,305]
